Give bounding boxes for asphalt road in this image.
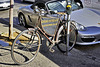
[0,0,100,67]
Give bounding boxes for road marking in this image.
[41,19,58,23]
[42,23,57,27]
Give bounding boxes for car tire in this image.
[18,14,27,27]
[56,23,77,53]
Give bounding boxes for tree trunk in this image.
[9,0,14,39]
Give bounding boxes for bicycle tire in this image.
[11,29,41,65]
[56,23,77,53]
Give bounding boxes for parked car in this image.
[21,0,35,2]
[21,0,55,3]
[0,0,10,10]
[17,0,100,45]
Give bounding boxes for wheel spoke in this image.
[57,24,77,53]
[11,29,41,64]
[31,42,39,47]
[19,14,26,27]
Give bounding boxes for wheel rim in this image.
[57,28,66,52]
[57,24,76,53]
[11,30,41,64]
[19,15,26,27]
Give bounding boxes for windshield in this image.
[47,1,80,12]
[47,1,66,12]
[61,1,79,11]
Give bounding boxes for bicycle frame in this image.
[35,16,61,45]
[31,0,73,53]
[11,0,81,65]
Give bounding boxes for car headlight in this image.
[76,23,86,31]
[71,21,86,31]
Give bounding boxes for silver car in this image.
[18,0,100,45]
[0,0,10,10]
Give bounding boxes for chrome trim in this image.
[76,41,100,45]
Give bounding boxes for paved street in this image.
[0,0,100,67]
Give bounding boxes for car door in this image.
[27,11,39,27]
[23,6,39,27]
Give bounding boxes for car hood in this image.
[19,4,33,11]
[71,8,100,27]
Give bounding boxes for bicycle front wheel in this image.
[11,29,41,64]
[56,23,77,53]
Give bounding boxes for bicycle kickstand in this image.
[49,44,55,53]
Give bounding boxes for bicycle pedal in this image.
[49,49,55,53]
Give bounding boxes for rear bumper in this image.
[0,6,10,10]
[0,3,10,10]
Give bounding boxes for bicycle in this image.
[11,0,77,64]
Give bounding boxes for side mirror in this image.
[71,2,83,11]
[76,2,81,6]
[41,9,47,14]
[74,0,83,8]
[40,9,48,16]
[34,6,40,13]
[49,10,58,14]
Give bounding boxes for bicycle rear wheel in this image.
[56,23,77,53]
[11,29,41,64]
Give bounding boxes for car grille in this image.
[0,7,3,8]
[81,38,95,42]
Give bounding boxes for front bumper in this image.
[0,3,10,10]
[76,26,100,45]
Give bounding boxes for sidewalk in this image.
[0,18,26,34]
[0,18,26,46]
[0,18,100,67]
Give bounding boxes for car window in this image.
[61,1,79,11]
[47,1,66,12]
[31,2,45,9]
[47,1,81,12]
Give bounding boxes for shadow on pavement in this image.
[0,17,100,67]
[0,47,18,65]
[0,17,69,67]
[74,44,100,52]
[0,17,27,31]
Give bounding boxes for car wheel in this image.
[18,14,27,27]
